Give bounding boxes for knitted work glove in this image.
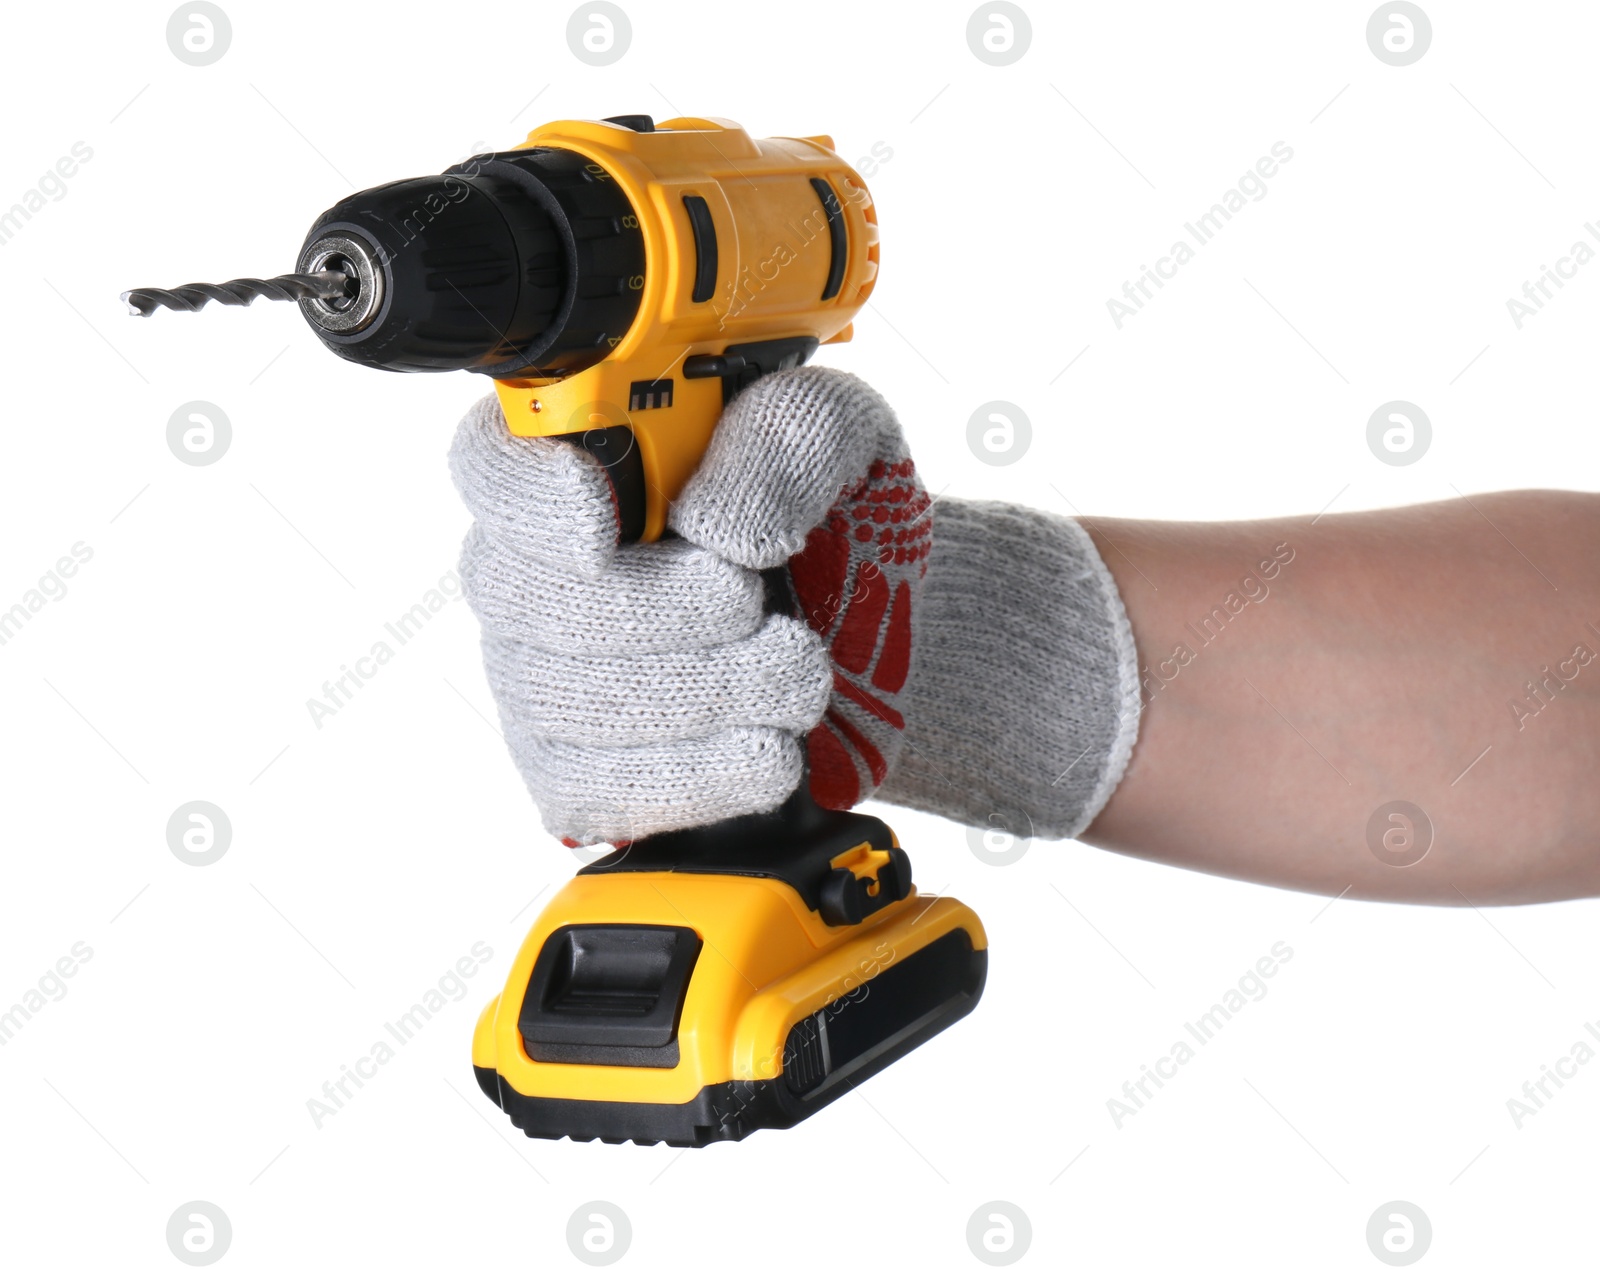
[450,366,928,845]
[875,500,1143,841]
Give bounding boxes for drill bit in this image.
[121,269,352,317]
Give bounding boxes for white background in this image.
[2,1,1597,1265]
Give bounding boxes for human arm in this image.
[1076,492,1600,904]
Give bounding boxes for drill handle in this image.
[624,560,906,926]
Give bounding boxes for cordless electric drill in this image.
[126,114,986,1146]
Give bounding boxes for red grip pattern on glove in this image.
[788,457,932,809]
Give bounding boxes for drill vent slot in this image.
[809,177,847,301]
[783,1010,832,1095]
[628,379,674,411]
[682,194,718,303]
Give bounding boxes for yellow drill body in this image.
[492,116,880,541]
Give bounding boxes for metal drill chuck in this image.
[294,147,647,376]
[295,234,385,334]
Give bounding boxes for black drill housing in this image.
[297,148,645,376]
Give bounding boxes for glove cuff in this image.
[875,498,1142,840]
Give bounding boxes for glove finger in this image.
[448,392,618,578]
[481,613,831,746]
[460,525,765,655]
[668,366,904,569]
[504,726,806,846]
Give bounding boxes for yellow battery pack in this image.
[472,792,987,1146]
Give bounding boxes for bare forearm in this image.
[1081,491,1600,904]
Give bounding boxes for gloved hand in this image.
[450,366,930,846]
